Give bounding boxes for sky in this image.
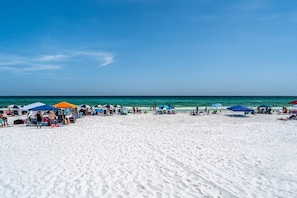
[0,0,296,96]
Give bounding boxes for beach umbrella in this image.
[7,104,20,109]
[211,103,222,108]
[168,105,174,110]
[80,104,91,109]
[54,101,77,108]
[97,104,102,108]
[227,105,253,112]
[159,105,169,110]
[29,105,60,111]
[115,104,122,108]
[288,100,297,105]
[103,104,110,108]
[103,104,114,109]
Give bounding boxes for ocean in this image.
[0,96,296,110]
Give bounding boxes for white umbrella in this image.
[7,104,20,109]
[80,104,91,109]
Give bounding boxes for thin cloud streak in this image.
[38,54,72,61]
[0,50,115,74]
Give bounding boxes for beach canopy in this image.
[54,101,77,108]
[288,100,297,105]
[227,105,254,112]
[29,105,60,111]
[20,102,45,111]
[211,103,222,108]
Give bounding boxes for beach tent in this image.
[54,101,77,108]
[227,105,254,112]
[20,102,45,111]
[288,100,297,105]
[29,105,60,111]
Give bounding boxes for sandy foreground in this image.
[0,113,296,198]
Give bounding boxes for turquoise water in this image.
[0,96,296,109]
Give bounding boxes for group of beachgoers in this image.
[30,110,64,128]
[1,101,297,127]
[0,108,77,128]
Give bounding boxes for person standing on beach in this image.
[133,106,136,114]
[36,111,43,128]
[49,111,56,128]
[0,113,8,126]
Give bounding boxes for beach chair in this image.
[25,118,33,126]
[0,118,3,127]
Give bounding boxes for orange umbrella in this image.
[54,101,77,108]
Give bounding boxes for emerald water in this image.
[0,96,296,109]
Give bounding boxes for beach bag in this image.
[14,119,24,125]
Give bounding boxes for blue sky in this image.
[0,0,296,96]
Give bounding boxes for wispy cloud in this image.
[0,50,115,74]
[37,54,72,61]
[69,51,115,67]
[99,55,114,67]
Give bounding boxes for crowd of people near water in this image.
[1,102,297,128]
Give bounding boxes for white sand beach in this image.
[0,113,297,197]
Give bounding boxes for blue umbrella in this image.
[7,104,20,109]
[159,105,174,110]
[227,105,253,112]
[104,104,111,108]
[29,105,60,111]
[159,105,169,109]
[168,105,174,109]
